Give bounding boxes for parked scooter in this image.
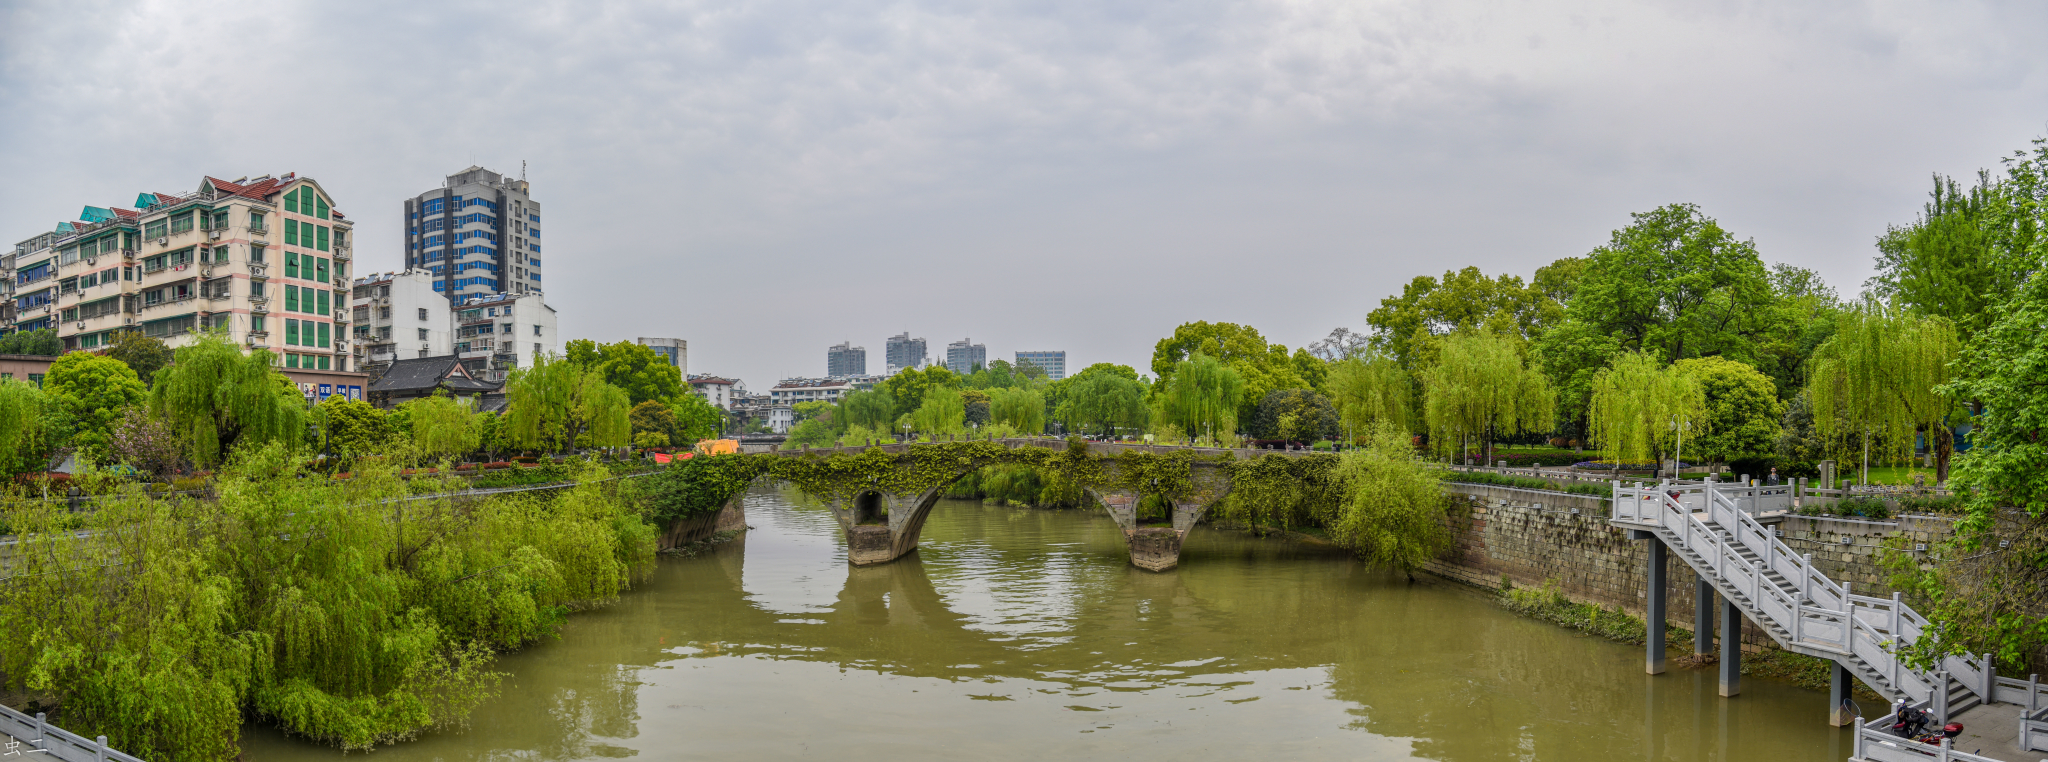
[1888,700,1932,739]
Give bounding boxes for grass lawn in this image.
[1840,465,1941,486]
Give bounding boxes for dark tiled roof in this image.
[368,355,463,392]
[476,393,509,414]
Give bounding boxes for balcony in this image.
[333,246,351,261]
[248,223,268,238]
[249,298,268,314]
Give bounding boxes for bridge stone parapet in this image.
[741,438,1266,572]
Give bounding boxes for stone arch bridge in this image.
[661,438,1330,572]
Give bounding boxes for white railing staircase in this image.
[1610,480,2048,761]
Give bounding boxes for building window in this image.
[417,308,428,321]
[418,328,428,340]
[532,324,541,336]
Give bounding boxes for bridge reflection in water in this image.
[243,483,1854,762]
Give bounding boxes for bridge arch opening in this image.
[852,491,887,525]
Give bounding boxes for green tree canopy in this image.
[1870,172,2035,342]
[989,387,1045,434]
[44,351,145,464]
[314,394,389,457]
[1945,137,2048,523]
[1807,302,1963,482]
[1672,356,1783,464]
[960,389,991,428]
[0,378,64,477]
[1586,351,1704,467]
[1422,332,1554,464]
[564,339,684,406]
[630,400,678,442]
[1160,353,1244,442]
[148,334,306,468]
[880,365,960,419]
[1330,421,1450,581]
[1056,371,1149,437]
[840,388,897,432]
[1366,264,1572,370]
[668,392,724,443]
[0,328,61,357]
[1249,389,1340,444]
[406,393,482,460]
[503,354,633,452]
[1326,351,1414,441]
[106,331,173,385]
[1150,322,1303,425]
[911,387,967,436]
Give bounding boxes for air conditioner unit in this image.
[85,257,96,265]
[201,268,213,278]
[208,231,221,241]
[156,238,167,245]
[76,322,85,330]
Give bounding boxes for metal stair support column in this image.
[1695,577,1715,658]
[1634,529,1668,675]
[1829,662,1853,726]
[1720,595,1741,697]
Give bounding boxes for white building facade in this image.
[351,270,453,375]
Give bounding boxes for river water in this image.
[244,483,1857,761]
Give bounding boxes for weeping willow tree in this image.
[1421,332,1554,465]
[406,393,482,461]
[1160,353,1244,443]
[504,354,632,453]
[989,386,1046,434]
[1806,302,1963,483]
[1586,351,1705,469]
[1330,420,1449,581]
[1326,351,1414,444]
[911,387,967,436]
[149,332,306,469]
[0,445,659,760]
[0,378,64,477]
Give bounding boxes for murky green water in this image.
[244,483,1856,760]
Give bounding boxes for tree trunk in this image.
[1935,425,1953,485]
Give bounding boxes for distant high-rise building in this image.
[638,338,687,377]
[944,338,986,375]
[826,341,866,377]
[403,165,543,302]
[1014,350,1067,381]
[885,332,928,374]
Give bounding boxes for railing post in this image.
[1802,554,1813,603]
[1852,717,1866,758]
[96,735,107,762]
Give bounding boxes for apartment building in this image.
[639,337,687,376]
[827,341,866,377]
[944,338,986,375]
[885,332,927,374]
[689,375,738,409]
[6,174,354,371]
[452,292,557,383]
[349,270,454,376]
[769,377,855,406]
[1014,350,1067,380]
[404,166,542,302]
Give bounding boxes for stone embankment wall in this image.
[1423,483,1955,651]
[657,494,749,551]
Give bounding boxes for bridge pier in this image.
[1829,661,1854,726]
[1719,596,1741,697]
[1633,530,1667,675]
[1695,578,1715,658]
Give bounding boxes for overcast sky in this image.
[3,1,2044,388]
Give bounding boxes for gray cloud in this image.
[3,0,2044,386]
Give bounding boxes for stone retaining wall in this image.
[1422,483,1951,651]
